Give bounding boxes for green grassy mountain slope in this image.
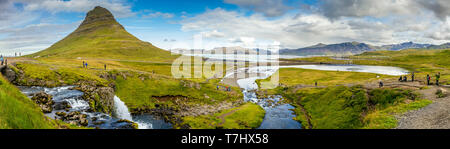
[31,6,178,63]
[0,75,56,129]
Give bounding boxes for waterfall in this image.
[113,96,133,121]
[113,96,153,129]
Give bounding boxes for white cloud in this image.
[315,0,450,21]
[17,0,135,18]
[202,30,225,38]
[143,11,175,19]
[224,0,293,17]
[181,7,449,49]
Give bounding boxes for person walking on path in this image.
[104,64,107,70]
[82,61,85,68]
[411,72,415,82]
[85,62,88,68]
[427,74,431,85]
[315,81,318,87]
[436,72,441,86]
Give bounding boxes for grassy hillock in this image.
[181,103,265,129]
[113,71,243,112]
[277,86,431,129]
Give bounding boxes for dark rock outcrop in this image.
[31,92,54,113]
[55,111,89,126]
[0,66,16,83]
[73,84,115,115]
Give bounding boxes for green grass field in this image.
[281,86,431,129]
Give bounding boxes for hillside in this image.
[30,6,178,63]
[0,75,57,129]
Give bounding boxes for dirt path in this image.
[396,86,450,129]
[217,109,240,126]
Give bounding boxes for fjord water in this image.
[20,86,172,129]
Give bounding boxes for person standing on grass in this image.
[104,64,107,70]
[0,56,3,65]
[85,62,88,68]
[379,81,384,88]
[427,74,431,85]
[315,81,318,87]
[82,61,85,68]
[411,72,415,82]
[436,72,441,86]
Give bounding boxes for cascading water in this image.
[112,95,156,129]
[113,96,133,121]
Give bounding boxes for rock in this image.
[31,92,54,113]
[116,119,138,129]
[69,121,78,125]
[54,101,72,110]
[80,118,89,126]
[1,66,16,82]
[79,84,115,114]
[56,112,67,117]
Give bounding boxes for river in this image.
[225,63,408,129]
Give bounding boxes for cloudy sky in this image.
[0,0,449,55]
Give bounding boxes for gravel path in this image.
[396,86,450,129]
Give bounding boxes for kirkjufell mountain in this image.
[31,6,178,62]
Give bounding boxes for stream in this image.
[19,86,172,129]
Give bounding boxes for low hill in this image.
[31,6,178,63]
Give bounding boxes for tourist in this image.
[411,72,415,82]
[82,61,85,68]
[315,81,318,87]
[0,56,3,65]
[85,63,88,68]
[104,64,107,70]
[403,76,407,82]
[436,72,441,86]
[217,85,219,90]
[427,74,431,85]
[399,76,403,82]
[379,81,384,88]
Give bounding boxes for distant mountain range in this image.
[279,41,450,56]
[173,46,272,55]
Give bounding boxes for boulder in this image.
[31,92,54,113]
